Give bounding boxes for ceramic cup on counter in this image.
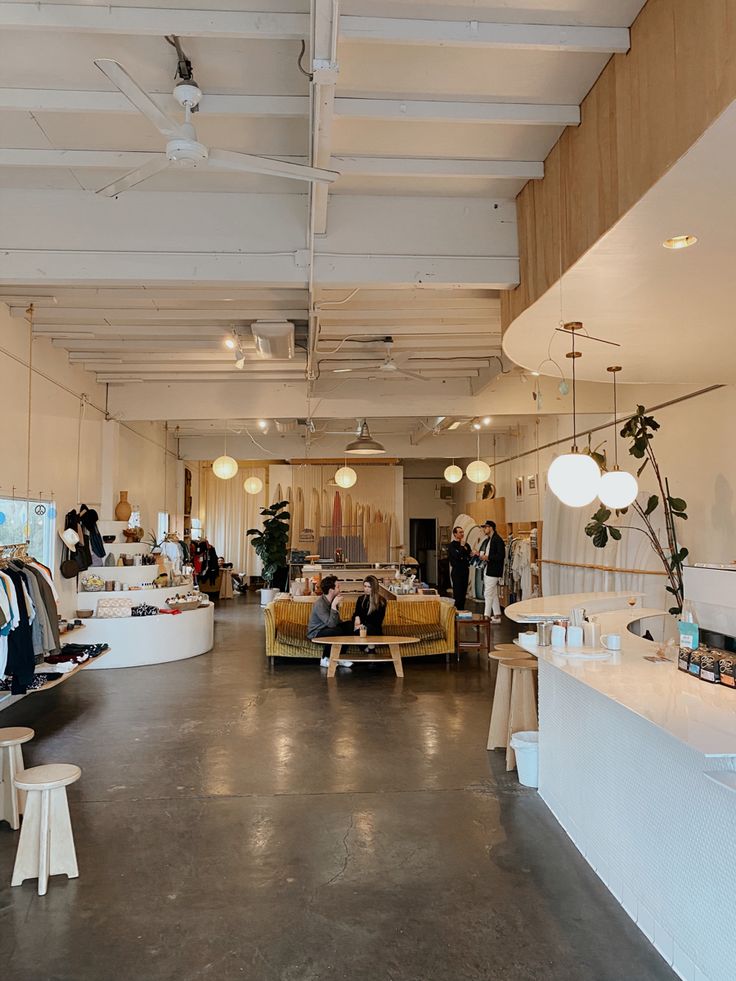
[518,631,538,652]
[551,624,566,647]
[601,633,622,651]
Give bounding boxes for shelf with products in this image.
[84,603,214,669]
[76,582,194,611]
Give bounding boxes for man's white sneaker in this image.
[320,656,331,668]
[338,660,353,668]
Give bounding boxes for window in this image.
[191,518,203,540]
[157,511,169,542]
[0,496,55,567]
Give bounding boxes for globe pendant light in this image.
[444,460,462,484]
[334,465,357,489]
[212,422,238,480]
[466,430,491,484]
[547,323,601,507]
[244,475,263,495]
[598,366,638,509]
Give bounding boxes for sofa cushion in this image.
[276,620,309,648]
[387,622,444,642]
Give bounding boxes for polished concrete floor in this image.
[0,596,675,981]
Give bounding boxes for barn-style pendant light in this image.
[345,419,385,455]
[598,366,638,509]
[547,323,601,507]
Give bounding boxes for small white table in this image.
[311,635,419,678]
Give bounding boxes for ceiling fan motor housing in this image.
[166,138,208,167]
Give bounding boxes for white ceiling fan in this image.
[369,337,429,383]
[93,59,339,196]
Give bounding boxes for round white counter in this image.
[84,603,214,669]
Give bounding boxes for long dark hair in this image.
[363,575,385,614]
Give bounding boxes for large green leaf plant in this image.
[584,406,688,614]
[247,500,290,586]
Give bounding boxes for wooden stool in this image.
[503,660,539,771]
[0,727,34,830]
[487,656,531,750]
[12,764,81,895]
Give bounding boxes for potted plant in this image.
[585,406,688,613]
[247,500,290,605]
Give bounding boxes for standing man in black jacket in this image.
[475,520,505,623]
[448,525,472,610]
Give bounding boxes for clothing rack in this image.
[0,542,30,560]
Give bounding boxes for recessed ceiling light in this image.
[530,370,540,377]
[225,337,236,349]
[663,235,697,250]
[333,367,352,373]
[257,419,268,429]
[472,422,482,430]
[482,416,492,425]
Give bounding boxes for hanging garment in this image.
[2,566,35,694]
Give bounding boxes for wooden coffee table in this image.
[311,636,419,678]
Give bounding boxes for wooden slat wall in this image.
[501,0,736,329]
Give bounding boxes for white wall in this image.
[0,301,180,615]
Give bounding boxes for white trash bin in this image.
[510,731,539,788]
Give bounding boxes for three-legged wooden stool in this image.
[0,727,34,830]
[487,652,534,751]
[12,763,81,895]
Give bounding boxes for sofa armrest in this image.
[264,602,277,654]
[438,601,456,647]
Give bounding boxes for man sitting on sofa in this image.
[306,575,354,669]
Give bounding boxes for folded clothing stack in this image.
[1,673,62,691]
[44,643,110,672]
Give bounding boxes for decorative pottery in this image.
[115,491,132,522]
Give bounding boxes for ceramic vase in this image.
[115,491,132,522]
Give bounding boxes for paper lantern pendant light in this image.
[334,466,357,489]
[244,475,263,495]
[444,463,462,484]
[213,455,238,480]
[466,459,491,484]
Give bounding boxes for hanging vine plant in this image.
[584,406,688,614]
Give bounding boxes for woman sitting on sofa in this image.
[353,575,387,651]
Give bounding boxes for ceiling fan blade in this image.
[207,148,339,184]
[94,59,186,139]
[96,156,171,197]
[398,369,430,382]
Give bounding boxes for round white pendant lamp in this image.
[548,452,601,507]
[444,462,463,484]
[334,465,357,489]
[466,459,491,484]
[244,475,263,495]
[466,429,491,484]
[213,455,238,480]
[598,365,638,509]
[213,422,238,480]
[546,323,601,507]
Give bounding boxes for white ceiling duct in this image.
[251,321,295,360]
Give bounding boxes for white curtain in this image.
[541,490,668,609]
[200,466,266,575]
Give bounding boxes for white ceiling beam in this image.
[16,306,307,321]
[339,16,629,54]
[334,98,579,126]
[314,255,519,289]
[58,339,252,352]
[0,91,308,116]
[0,4,309,38]
[333,157,544,180]
[309,0,340,237]
[84,361,305,373]
[0,91,575,126]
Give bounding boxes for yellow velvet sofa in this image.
[264,596,456,661]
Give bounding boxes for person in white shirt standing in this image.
[474,520,505,623]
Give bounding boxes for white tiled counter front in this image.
[506,593,736,981]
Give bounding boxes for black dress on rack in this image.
[3,566,35,694]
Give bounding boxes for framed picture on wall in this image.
[527,474,538,496]
[515,476,525,501]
